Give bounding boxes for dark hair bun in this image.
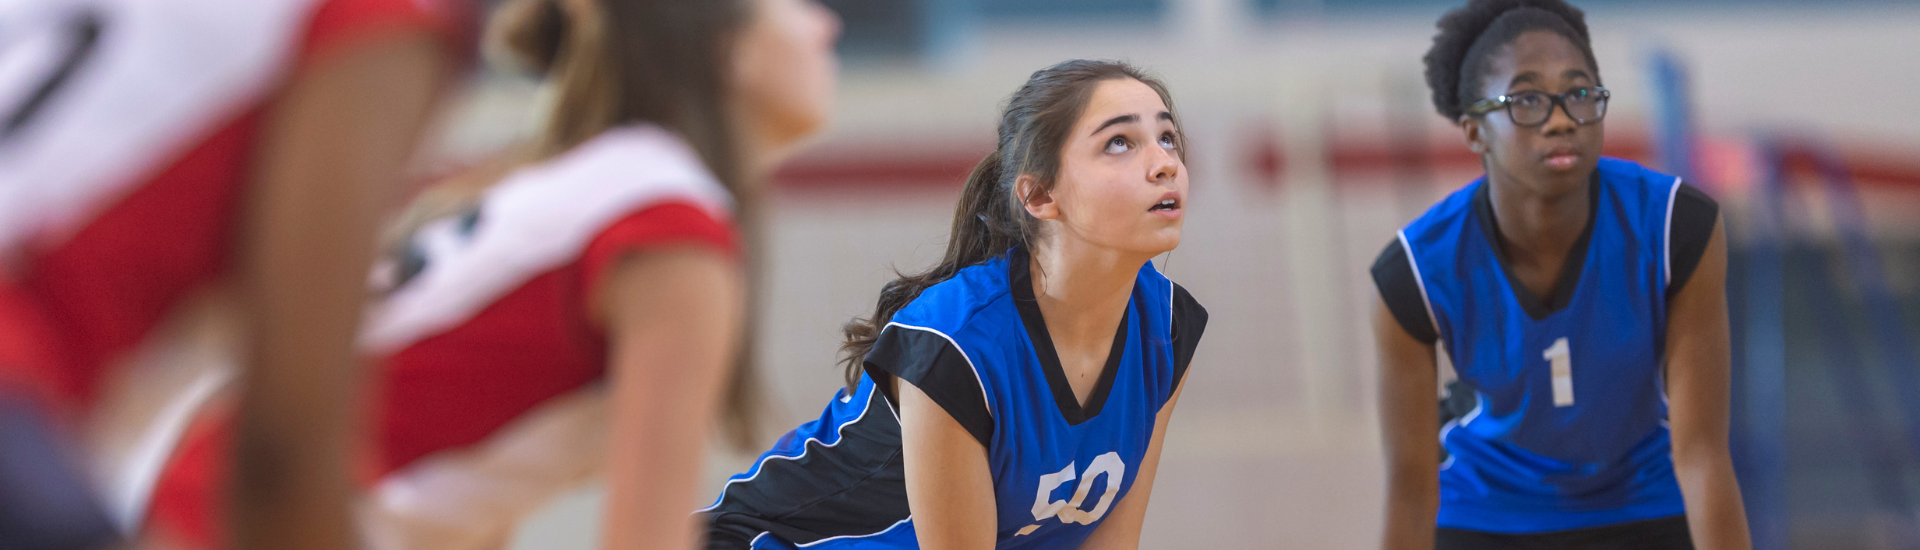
[490,0,568,75]
[1422,0,1594,120]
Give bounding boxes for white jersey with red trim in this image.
[355,125,735,550]
[0,0,464,544]
[0,0,418,537]
[362,125,734,354]
[0,0,316,254]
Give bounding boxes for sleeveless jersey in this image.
[703,246,1206,549]
[146,124,739,550]
[1379,157,1714,533]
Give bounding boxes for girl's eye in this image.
[1159,132,1178,149]
[1104,135,1131,154]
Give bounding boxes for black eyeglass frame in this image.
[1464,86,1611,127]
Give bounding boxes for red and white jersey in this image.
[0,0,463,543]
[0,0,463,407]
[150,125,738,550]
[359,125,737,549]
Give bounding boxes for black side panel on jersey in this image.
[704,390,910,549]
[1666,183,1720,301]
[1371,239,1440,345]
[1170,282,1209,388]
[864,326,993,448]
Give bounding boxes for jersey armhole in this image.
[1170,282,1208,392]
[1371,238,1440,345]
[863,324,993,448]
[578,202,740,315]
[1665,182,1720,301]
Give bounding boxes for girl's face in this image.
[1024,78,1188,258]
[731,0,840,159]
[1462,30,1604,196]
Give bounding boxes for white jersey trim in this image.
[1662,176,1684,288]
[1396,230,1441,341]
[796,516,914,547]
[360,125,733,354]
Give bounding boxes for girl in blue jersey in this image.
[702,59,1207,549]
[1370,1,1750,549]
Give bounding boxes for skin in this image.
[730,0,841,173]
[233,29,447,550]
[596,1,839,549]
[901,78,1189,549]
[1459,30,1602,299]
[1664,221,1752,550]
[1377,29,1750,550]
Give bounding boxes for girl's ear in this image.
[1017,174,1057,220]
[1459,116,1488,155]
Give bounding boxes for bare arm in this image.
[233,31,445,550]
[1078,378,1185,549]
[897,378,998,550]
[596,247,746,550]
[1666,219,1752,550]
[1374,297,1440,550]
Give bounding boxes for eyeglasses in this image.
[1465,86,1610,127]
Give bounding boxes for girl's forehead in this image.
[1077,80,1170,129]
[1491,31,1592,79]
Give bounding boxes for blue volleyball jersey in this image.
[702,246,1207,549]
[1390,158,1697,533]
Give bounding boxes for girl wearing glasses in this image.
[1370,0,1750,548]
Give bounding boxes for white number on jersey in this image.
[1015,452,1126,536]
[1544,337,1574,407]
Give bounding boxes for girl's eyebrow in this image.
[1089,111,1174,136]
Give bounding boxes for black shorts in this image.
[1436,515,1693,550]
[0,391,119,550]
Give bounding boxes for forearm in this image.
[596,250,744,550]
[603,397,715,550]
[1665,219,1747,550]
[601,329,733,550]
[1674,447,1751,550]
[898,380,997,550]
[230,389,358,550]
[1080,382,1183,550]
[1380,469,1437,550]
[232,28,445,549]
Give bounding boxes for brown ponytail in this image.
[837,59,1183,391]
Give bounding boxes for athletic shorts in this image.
[1436,514,1693,550]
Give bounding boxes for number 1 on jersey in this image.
[1544,337,1573,407]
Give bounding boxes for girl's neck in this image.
[1485,168,1590,263]
[1026,238,1147,349]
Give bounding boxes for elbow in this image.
[1384,462,1439,502]
[1670,434,1735,477]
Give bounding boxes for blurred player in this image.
[0,0,462,548]
[148,0,840,548]
[702,59,1208,550]
[1369,0,1750,548]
